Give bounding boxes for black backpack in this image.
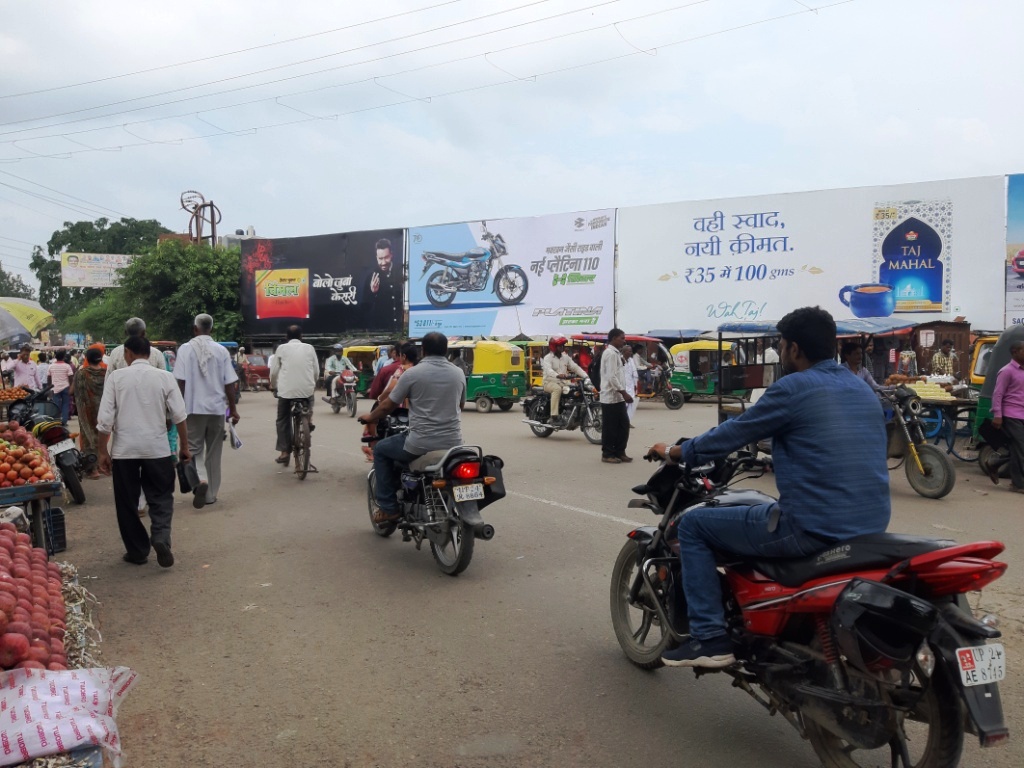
[588,353,602,390]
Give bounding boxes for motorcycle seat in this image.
[425,248,490,260]
[530,386,547,395]
[409,446,480,474]
[742,533,955,588]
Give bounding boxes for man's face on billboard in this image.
[376,248,392,272]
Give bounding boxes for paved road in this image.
[61,393,1022,767]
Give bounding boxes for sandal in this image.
[372,509,400,524]
[275,455,290,465]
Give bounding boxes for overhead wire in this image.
[0,182,111,219]
[0,0,857,161]
[0,0,467,100]
[0,171,130,217]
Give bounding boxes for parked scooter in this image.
[420,221,529,307]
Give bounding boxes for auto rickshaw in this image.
[669,340,751,400]
[510,340,555,388]
[569,334,683,409]
[342,344,390,394]
[448,340,527,413]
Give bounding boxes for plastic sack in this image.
[0,666,138,767]
[227,421,242,450]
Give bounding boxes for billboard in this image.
[1006,174,1024,327]
[617,177,1005,331]
[240,229,404,336]
[408,210,615,337]
[60,252,135,288]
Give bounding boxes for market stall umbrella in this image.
[0,298,54,342]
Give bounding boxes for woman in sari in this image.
[73,348,107,478]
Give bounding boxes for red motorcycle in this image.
[610,450,1008,768]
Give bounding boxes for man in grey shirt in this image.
[359,333,467,523]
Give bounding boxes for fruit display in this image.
[0,419,57,488]
[885,374,927,385]
[0,387,29,402]
[0,523,67,671]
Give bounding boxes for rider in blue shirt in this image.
[647,307,890,669]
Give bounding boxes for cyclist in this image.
[358,332,466,524]
[270,325,320,465]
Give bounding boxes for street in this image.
[60,393,1022,768]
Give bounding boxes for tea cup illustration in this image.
[838,283,895,318]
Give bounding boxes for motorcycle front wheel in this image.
[426,270,457,307]
[346,391,357,418]
[494,265,529,305]
[805,666,963,768]
[430,497,475,576]
[609,541,676,668]
[664,390,684,410]
[905,444,956,499]
[581,405,602,445]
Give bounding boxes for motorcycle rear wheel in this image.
[430,497,475,576]
[805,666,963,768]
[366,470,397,537]
[609,540,677,668]
[57,453,86,505]
[426,270,457,307]
[582,406,602,445]
[331,400,342,414]
[905,444,956,499]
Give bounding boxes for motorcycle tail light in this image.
[915,641,935,678]
[451,462,480,480]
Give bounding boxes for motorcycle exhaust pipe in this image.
[473,523,495,541]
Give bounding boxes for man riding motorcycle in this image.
[358,332,467,524]
[646,307,890,669]
[542,336,591,426]
[323,343,356,401]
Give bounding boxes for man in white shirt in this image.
[107,317,168,371]
[97,336,190,568]
[541,336,589,426]
[600,329,633,464]
[623,344,640,423]
[174,314,240,509]
[269,325,320,464]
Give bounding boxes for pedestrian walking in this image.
[988,340,1024,493]
[96,336,190,567]
[36,353,49,387]
[73,348,107,477]
[600,328,633,463]
[269,325,320,465]
[107,317,168,371]
[48,350,75,425]
[174,314,240,508]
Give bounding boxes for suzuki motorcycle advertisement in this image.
[408,210,615,337]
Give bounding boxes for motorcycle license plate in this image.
[453,483,485,503]
[48,439,76,457]
[956,643,1005,687]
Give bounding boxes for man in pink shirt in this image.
[48,349,75,425]
[12,346,40,390]
[991,340,1024,493]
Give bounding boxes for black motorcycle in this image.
[364,409,506,576]
[21,410,92,505]
[521,378,602,444]
[421,221,529,307]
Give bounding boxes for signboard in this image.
[240,229,404,336]
[1005,174,1024,327]
[617,177,1005,331]
[408,210,615,337]
[60,252,135,288]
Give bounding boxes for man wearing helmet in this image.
[542,336,590,426]
[323,343,356,400]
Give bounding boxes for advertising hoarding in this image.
[617,177,1005,331]
[60,252,135,288]
[240,229,404,336]
[1005,174,1024,327]
[408,210,615,337]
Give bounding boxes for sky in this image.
[0,0,1022,291]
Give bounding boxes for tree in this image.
[61,239,242,343]
[29,217,170,321]
[0,262,36,300]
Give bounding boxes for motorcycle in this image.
[322,369,358,417]
[521,378,602,444]
[365,409,506,576]
[635,363,684,410]
[881,385,956,499]
[22,412,93,505]
[421,221,529,308]
[610,449,1008,767]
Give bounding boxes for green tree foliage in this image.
[61,239,242,343]
[29,217,170,320]
[0,262,36,300]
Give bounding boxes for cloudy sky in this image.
[0,0,1021,290]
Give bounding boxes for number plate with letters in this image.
[956,644,1005,687]
[453,483,485,503]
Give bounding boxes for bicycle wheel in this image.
[949,407,979,462]
[293,411,311,480]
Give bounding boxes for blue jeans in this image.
[52,390,70,425]
[372,433,420,511]
[679,502,824,640]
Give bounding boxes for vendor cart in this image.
[0,480,64,555]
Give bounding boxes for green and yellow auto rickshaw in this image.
[669,340,751,400]
[342,344,390,394]
[448,340,527,413]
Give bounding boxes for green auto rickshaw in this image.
[669,340,749,400]
[448,340,527,413]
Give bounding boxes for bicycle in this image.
[276,394,318,480]
[921,403,979,462]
